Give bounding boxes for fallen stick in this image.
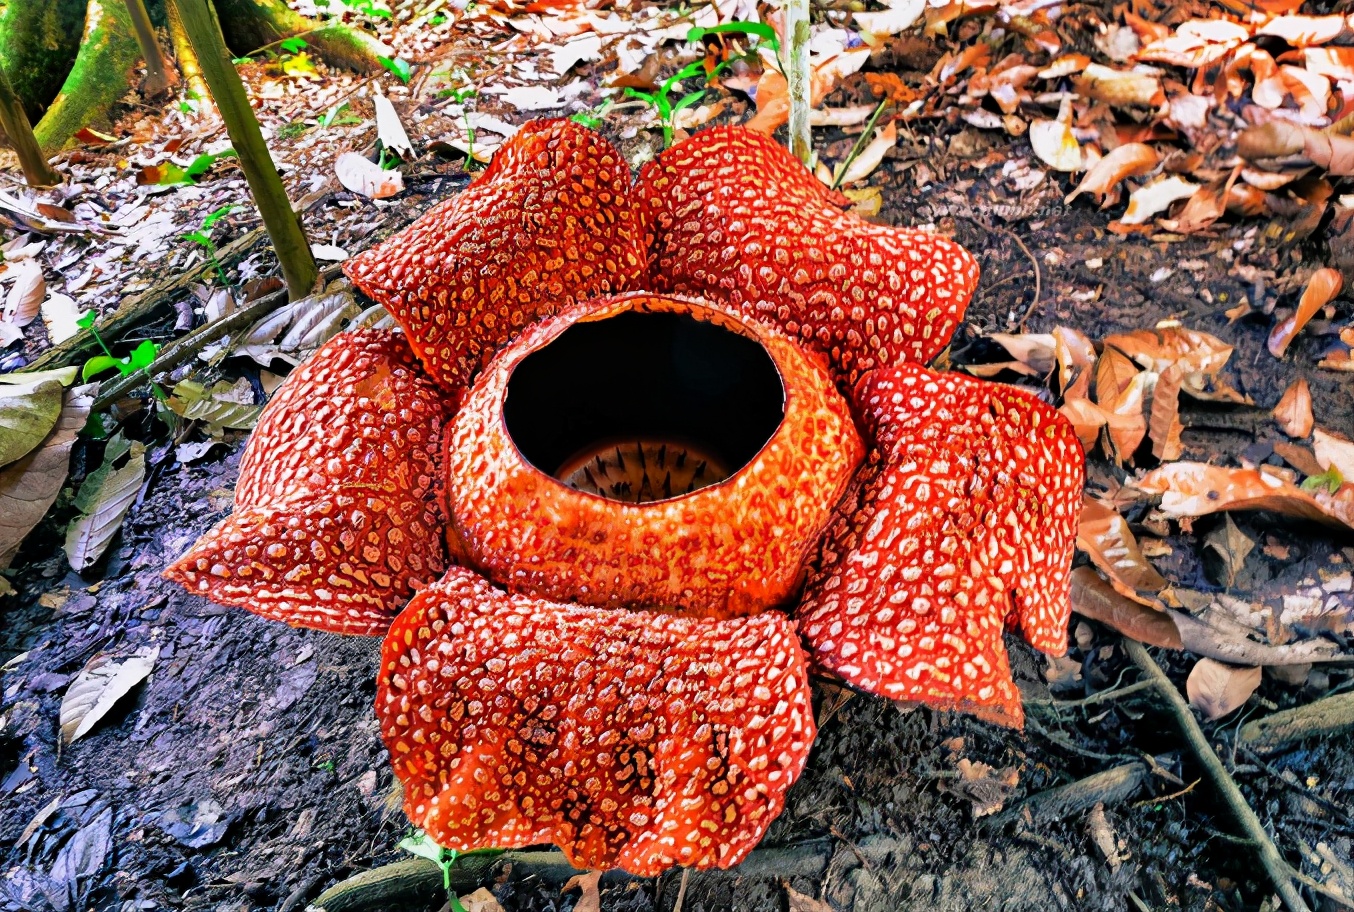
[1238,692,1354,755]
[983,762,1147,831]
[1124,639,1312,912]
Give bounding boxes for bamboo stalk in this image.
[123,0,173,95]
[0,64,59,186]
[168,0,317,301]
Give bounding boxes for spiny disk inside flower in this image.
[164,331,450,635]
[636,126,980,385]
[797,365,1084,726]
[444,292,864,619]
[343,119,648,389]
[377,566,816,876]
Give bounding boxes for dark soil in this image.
[4,102,1354,912]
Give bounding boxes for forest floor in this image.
[2,0,1354,911]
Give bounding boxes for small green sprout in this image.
[398,830,503,911]
[279,37,308,54]
[571,97,615,130]
[687,20,780,53]
[77,312,166,401]
[319,102,361,129]
[182,204,241,287]
[1301,467,1344,495]
[625,60,726,147]
[379,55,413,84]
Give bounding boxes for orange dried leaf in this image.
[1065,142,1159,207]
[1076,496,1168,604]
[1148,364,1185,461]
[1269,267,1343,358]
[1104,325,1234,375]
[1313,428,1354,481]
[1186,658,1261,720]
[1272,379,1314,438]
[1131,461,1354,531]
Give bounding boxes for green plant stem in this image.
[0,64,59,186]
[123,0,172,95]
[830,99,889,191]
[1124,639,1312,912]
[166,0,212,107]
[169,0,317,301]
[784,0,811,164]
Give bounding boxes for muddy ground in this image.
[3,105,1354,912]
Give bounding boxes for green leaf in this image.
[81,355,125,381]
[202,203,239,230]
[126,340,160,372]
[0,376,64,469]
[166,379,262,433]
[379,56,413,84]
[674,89,706,115]
[280,37,308,53]
[182,231,212,247]
[64,445,146,572]
[76,310,97,330]
[688,21,780,50]
[1301,467,1344,495]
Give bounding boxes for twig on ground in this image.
[1238,692,1354,754]
[984,762,1147,831]
[1123,639,1312,912]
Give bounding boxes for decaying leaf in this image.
[0,374,65,469]
[1269,267,1343,358]
[3,261,45,328]
[1077,496,1167,604]
[1066,142,1159,207]
[1186,658,1261,720]
[1313,428,1354,481]
[836,122,898,186]
[1273,379,1314,438]
[234,290,360,367]
[59,645,159,744]
[1105,325,1233,375]
[42,292,82,343]
[335,152,404,199]
[1061,397,1110,448]
[167,378,263,433]
[1072,64,1163,108]
[1030,110,1082,172]
[1121,176,1199,226]
[0,384,93,569]
[373,93,415,160]
[563,870,603,912]
[459,888,507,912]
[853,0,925,38]
[1204,514,1254,588]
[1148,363,1184,461]
[64,446,147,572]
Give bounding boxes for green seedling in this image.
[182,204,241,287]
[379,55,413,84]
[398,831,503,911]
[1302,467,1344,495]
[279,37,308,54]
[687,20,780,53]
[342,0,394,18]
[571,97,615,130]
[153,148,236,186]
[625,59,733,147]
[318,101,361,129]
[77,312,166,402]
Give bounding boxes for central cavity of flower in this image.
[444,292,865,619]
[503,310,786,504]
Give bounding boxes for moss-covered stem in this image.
[166,0,212,108]
[33,0,140,154]
[169,0,317,301]
[784,0,812,164]
[124,0,173,95]
[0,64,59,186]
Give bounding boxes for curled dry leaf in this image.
[59,645,159,743]
[1186,658,1261,720]
[1029,115,1082,172]
[373,93,414,160]
[3,262,44,328]
[1065,142,1159,207]
[1077,495,1167,604]
[1238,121,1354,176]
[1102,370,1151,464]
[1313,428,1354,481]
[335,152,404,199]
[1060,397,1109,448]
[1269,267,1343,358]
[1131,461,1354,531]
[1148,363,1185,461]
[1121,176,1199,225]
[1072,64,1163,108]
[1071,566,1182,649]
[1104,325,1233,375]
[42,292,82,344]
[1204,514,1254,589]
[1273,378,1314,438]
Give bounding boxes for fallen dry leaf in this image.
[1273,379,1314,438]
[1204,514,1254,588]
[1148,364,1185,461]
[1066,143,1159,207]
[1077,496,1167,604]
[1121,175,1199,225]
[1131,462,1354,531]
[1061,397,1110,448]
[1269,267,1343,358]
[1186,658,1261,720]
[335,152,404,199]
[60,645,159,744]
[562,870,602,912]
[836,122,898,186]
[3,261,44,328]
[1104,325,1233,375]
[1030,110,1082,172]
[1313,428,1354,481]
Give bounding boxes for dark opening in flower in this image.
[503,309,785,502]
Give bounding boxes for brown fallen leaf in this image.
[1313,428,1354,480]
[1204,514,1254,588]
[1148,364,1185,461]
[1269,267,1343,358]
[1061,397,1110,448]
[786,886,836,912]
[1186,658,1261,720]
[1104,325,1233,375]
[1095,346,1141,403]
[1071,566,1183,649]
[562,871,602,912]
[1237,121,1354,176]
[1273,440,1325,477]
[1077,496,1167,604]
[1130,461,1354,531]
[1102,371,1151,464]
[1272,379,1314,437]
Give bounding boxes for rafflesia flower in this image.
[165,120,1084,876]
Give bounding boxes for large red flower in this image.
[166,120,1084,876]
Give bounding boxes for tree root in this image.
[167,1,213,108]
[213,0,394,74]
[34,0,143,154]
[308,839,835,912]
[1124,639,1312,912]
[1238,692,1354,755]
[0,0,85,123]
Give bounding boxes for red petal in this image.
[444,292,863,619]
[796,366,1084,726]
[378,567,816,876]
[637,127,979,384]
[165,331,451,635]
[343,119,648,388]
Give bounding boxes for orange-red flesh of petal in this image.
[378,566,816,876]
[444,292,865,619]
[637,126,980,385]
[796,365,1085,727]
[164,330,451,635]
[343,119,648,389]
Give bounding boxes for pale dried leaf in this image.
[1104,325,1233,375]
[853,0,925,37]
[64,449,146,572]
[1204,514,1254,588]
[0,375,64,469]
[1313,428,1354,481]
[1186,658,1261,720]
[1273,379,1314,438]
[1029,117,1081,172]
[59,645,159,743]
[1072,63,1162,107]
[335,152,404,199]
[837,122,897,186]
[1060,397,1109,449]
[373,93,414,159]
[459,887,507,912]
[1066,142,1159,206]
[786,887,836,912]
[1077,496,1167,603]
[42,292,82,343]
[1121,176,1199,225]
[1148,364,1184,461]
[1131,462,1354,531]
[563,870,602,912]
[3,262,44,327]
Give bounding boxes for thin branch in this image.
[1123,639,1312,912]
